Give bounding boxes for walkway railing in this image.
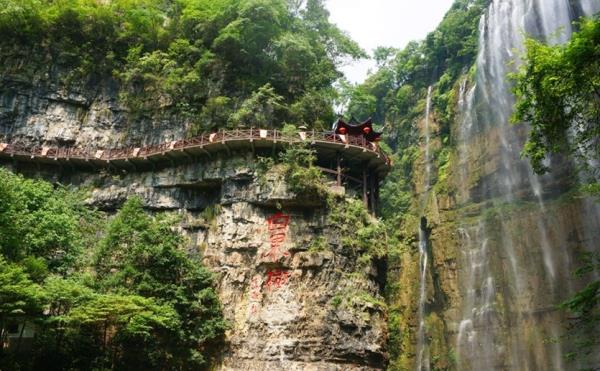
[0,129,390,164]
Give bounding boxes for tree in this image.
[0,169,227,370]
[373,46,398,68]
[229,83,286,128]
[64,293,180,371]
[0,257,45,354]
[0,169,86,273]
[95,197,227,369]
[512,17,600,178]
[559,253,600,365]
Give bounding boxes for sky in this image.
[325,0,455,84]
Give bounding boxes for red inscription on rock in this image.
[248,275,262,316]
[263,212,291,261]
[265,269,290,290]
[249,275,262,300]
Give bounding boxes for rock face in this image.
[1,152,388,370]
[206,201,387,370]
[0,70,187,148]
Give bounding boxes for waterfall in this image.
[457,77,475,204]
[416,221,430,371]
[578,0,600,17]
[424,86,433,191]
[416,86,434,371]
[456,223,496,370]
[454,0,600,369]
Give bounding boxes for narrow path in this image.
[0,129,390,175]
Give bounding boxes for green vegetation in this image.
[254,135,330,200]
[512,17,600,179]
[0,169,225,370]
[279,143,329,199]
[199,203,222,230]
[340,0,489,128]
[331,288,386,312]
[341,0,489,224]
[0,168,92,274]
[255,142,387,266]
[0,0,364,131]
[255,155,276,186]
[307,236,328,252]
[0,0,498,369]
[379,146,419,224]
[434,147,454,195]
[328,198,387,260]
[560,252,600,364]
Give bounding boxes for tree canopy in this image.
[512,17,600,180]
[0,169,226,370]
[0,0,365,131]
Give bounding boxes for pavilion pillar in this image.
[374,173,380,214]
[369,171,376,216]
[336,154,342,186]
[362,168,368,209]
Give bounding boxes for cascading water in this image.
[423,86,433,191]
[580,0,600,15]
[456,223,496,370]
[416,224,430,371]
[416,86,433,371]
[457,77,475,204]
[453,0,600,369]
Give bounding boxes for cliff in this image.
[0,141,389,370]
[0,68,186,148]
[380,1,600,370]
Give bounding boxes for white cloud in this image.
[325,0,455,83]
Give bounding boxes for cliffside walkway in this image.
[0,129,389,173]
[0,128,390,211]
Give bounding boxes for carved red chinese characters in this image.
[248,213,293,318]
[263,212,291,262]
[264,269,290,290]
[248,275,262,316]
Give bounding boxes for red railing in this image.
[0,129,390,165]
